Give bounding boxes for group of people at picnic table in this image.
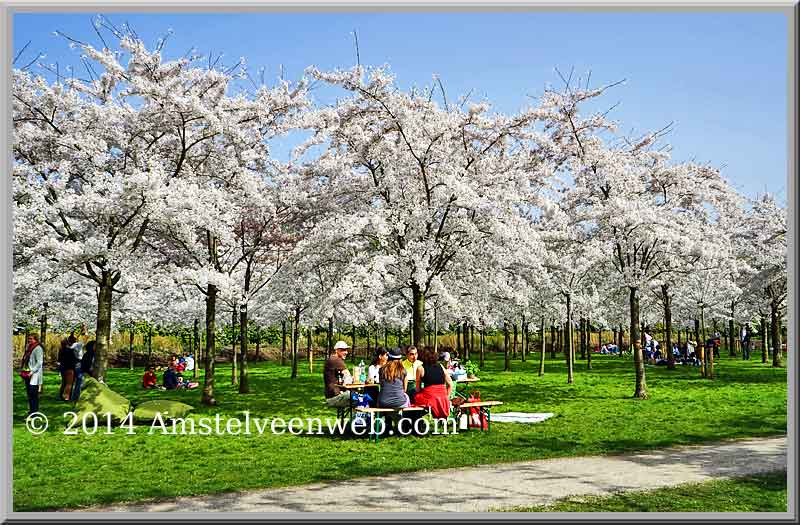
[323,341,464,419]
[141,353,199,390]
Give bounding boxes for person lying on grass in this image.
[176,374,199,390]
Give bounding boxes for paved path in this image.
[83,436,786,513]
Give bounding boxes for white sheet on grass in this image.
[488,412,555,424]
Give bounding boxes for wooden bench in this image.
[354,406,428,442]
[454,400,503,432]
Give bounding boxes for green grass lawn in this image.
[504,471,788,512]
[13,352,787,511]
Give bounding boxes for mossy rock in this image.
[74,376,132,424]
[133,399,194,424]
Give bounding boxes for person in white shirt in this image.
[184,353,195,371]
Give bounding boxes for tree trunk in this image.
[771,300,782,367]
[147,324,153,368]
[503,321,511,371]
[351,324,357,363]
[538,317,546,376]
[238,305,249,393]
[307,325,314,373]
[464,321,470,361]
[586,320,593,370]
[231,306,238,385]
[579,318,586,360]
[728,303,736,357]
[761,315,768,363]
[630,287,648,399]
[411,283,425,347]
[512,323,518,360]
[201,284,218,406]
[433,310,439,353]
[522,316,527,362]
[192,319,199,379]
[39,302,48,356]
[565,295,574,384]
[255,326,261,362]
[456,323,462,356]
[291,309,300,379]
[328,317,334,357]
[128,329,135,371]
[92,275,114,383]
[281,319,287,366]
[699,309,707,378]
[662,284,675,370]
[479,328,485,369]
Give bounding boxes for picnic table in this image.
[452,376,479,400]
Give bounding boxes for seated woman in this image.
[377,351,409,409]
[365,348,388,407]
[142,366,158,389]
[413,347,453,419]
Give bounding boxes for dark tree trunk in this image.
[771,300,782,367]
[538,317,546,376]
[192,319,199,379]
[411,283,425,347]
[565,295,574,384]
[630,287,648,399]
[93,273,115,383]
[503,321,511,371]
[281,320,287,366]
[147,324,153,368]
[522,316,528,362]
[464,321,470,361]
[307,325,314,373]
[761,315,768,363]
[479,329,485,369]
[456,323,462,356]
[512,323,518,360]
[728,303,736,357]
[663,284,675,370]
[231,305,238,385]
[586,320,593,371]
[201,284,218,406]
[351,324,357,363]
[328,318,334,357]
[238,305,249,393]
[128,329,135,371]
[291,309,300,379]
[39,302,47,356]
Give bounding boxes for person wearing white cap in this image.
[324,341,353,407]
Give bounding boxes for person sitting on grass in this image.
[163,364,179,390]
[413,347,453,419]
[142,366,158,389]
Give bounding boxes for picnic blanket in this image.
[488,412,554,424]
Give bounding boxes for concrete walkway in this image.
[82,436,786,513]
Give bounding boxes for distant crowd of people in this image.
[142,353,198,390]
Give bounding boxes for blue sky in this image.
[13,10,789,203]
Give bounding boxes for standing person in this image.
[183,352,194,372]
[71,340,96,401]
[20,333,44,416]
[57,338,73,400]
[60,334,78,401]
[741,323,751,360]
[323,341,353,407]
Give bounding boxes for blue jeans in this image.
[71,367,84,402]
